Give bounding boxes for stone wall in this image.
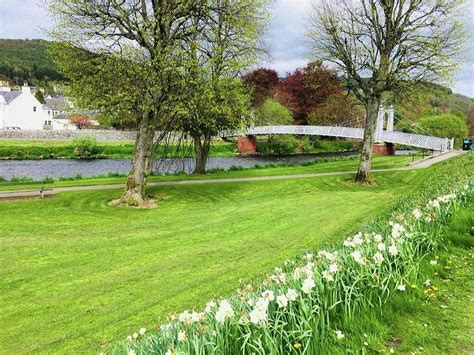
[0,129,137,141]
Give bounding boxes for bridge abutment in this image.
[237,136,257,154]
[372,142,396,156]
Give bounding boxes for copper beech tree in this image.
[308,0,467,183]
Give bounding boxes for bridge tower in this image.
[373,105,396,155]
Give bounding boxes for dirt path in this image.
[0,150,467,200]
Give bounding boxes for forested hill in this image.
[0,39,63,85]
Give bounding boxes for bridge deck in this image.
[222,125,451,151]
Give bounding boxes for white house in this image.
[0,84,47,130]
[43,97,77,131]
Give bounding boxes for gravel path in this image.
[0,150,468,200]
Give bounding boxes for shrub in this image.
[69,115,93,130]
[416,114,468,148]
[256,99,293,125]
[70,136,103,159]
[257,135,299,155]
[113,153,473,354]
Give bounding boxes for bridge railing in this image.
[381,131,450,151]
[221,125,452,151]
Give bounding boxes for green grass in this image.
[320,201,474,354]
[382,201,474,354]
[0,139,237,159]
[0,155,420,191]
[0,168,431,353]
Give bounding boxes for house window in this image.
[33,106,37,112]
[48,111,51,116]
[44,120,48,125]
[48,120,51,125]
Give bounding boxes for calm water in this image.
[0,152,358,180]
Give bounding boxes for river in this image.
[0,152,362,180]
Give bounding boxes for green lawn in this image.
[0,139,237,159]
[0,168,430,353]
[0,155,420,191]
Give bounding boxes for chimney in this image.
[0,80,11,92]
[22,83,31,94]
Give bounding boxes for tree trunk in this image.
[356,98,380,183]
[119,113,155,207]
[193,134,211,174]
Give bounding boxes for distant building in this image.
[43,97,77,131]
[0,82,79,130]
[0,84,45,130]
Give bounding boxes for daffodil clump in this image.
[115,155,473,354]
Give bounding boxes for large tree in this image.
[49,0,205,207]
[243,68,280,107]
[178,0,269,174]
[275,61,344,124]
[308,0,466,183]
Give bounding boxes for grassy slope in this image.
[0,155,420,191]
[384,202,474,354]
[0,168,430,353]
[326,201,474,354]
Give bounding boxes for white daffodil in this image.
[293,267,304,280]
[261,290,275,301]
[377,242,386,251]
[388,245,398,256]
[425,215,432,223]
[276,294,288,308]
[322,270,334,282]
[351,251,366,265]
[412,208,422,219]
[430,259,437,266]
[204,300,216,313]
[249,308,267,324]
[302,277,316,294]
[127,349,137,355]
[215,300,234,323]
[424,279,431,287]
[327,263,337,273]
[304,253,313,261]
[177,331,187,342]
[373,252,384,264]
[353,232,363,246]
[255,297,269,312]
[343,239,355,248]
[286,288,298,301]
[373,234,383,243]
[165,350,173,355]
[139,327,146,336]
[397,284,406,292]
[391,223,405,239]
[335,330,345,340]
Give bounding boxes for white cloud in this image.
[0,0,50,39]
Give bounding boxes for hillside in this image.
[0,39,63,86]
[392,82,474,135]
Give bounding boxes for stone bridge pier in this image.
[237,135,257,154]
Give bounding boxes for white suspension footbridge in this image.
[223,106,454,152]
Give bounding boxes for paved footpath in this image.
[0,150,468,200]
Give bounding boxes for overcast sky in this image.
[1,0,473,97]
